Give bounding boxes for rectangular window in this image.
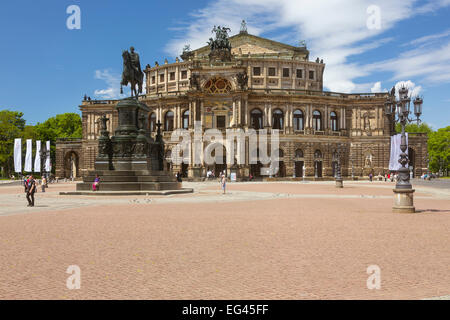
[253,67,261,76]
[160,74,165,82]
[268,67,276,76]
[170,72,175,81]
[151,76,155,84]
[216,115,226,129]
[181,70,187,79]
[296,69,303,78]
[283,68,290,77]
[309,70,314,80]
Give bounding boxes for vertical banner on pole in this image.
[24,139,32,172]
[34,140,41,172]
[389,133,409,171]
[14,138,22,173]
[45,141,51,172]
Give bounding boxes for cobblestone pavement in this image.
[0,181,448,299]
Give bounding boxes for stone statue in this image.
[236,72,248,90]
[120,46,144,98]
[390,86,396,97]
[190,74,200,90]
[207,26,232,62]
[99,114,109,132]
[240,20,247,33]
[181,45,193,61]
[365,154,373,168]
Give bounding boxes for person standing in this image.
[41,177,47,193]
[26,175,36,207]
[369,172,373,182]
[220,173,227,194]
[92,174,100,191]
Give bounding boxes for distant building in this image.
[56,29,427,180]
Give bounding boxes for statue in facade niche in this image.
[236,71,248,90]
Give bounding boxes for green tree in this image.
[395,122,433,134]
[34,113,82,174]
[428,126,450,175]
[0,110,26,177]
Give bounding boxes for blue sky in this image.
[0,0,449,129]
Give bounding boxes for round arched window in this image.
[204,77,232,94]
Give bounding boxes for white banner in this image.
[24,139,32,172]
[45,141,51,172]
[34,140,41,172]
[389,133,408,171]
[14,138,22,173]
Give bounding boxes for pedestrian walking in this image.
[369,172,373,182]
[26,175,36,207]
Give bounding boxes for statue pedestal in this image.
[335,179,343,188]
[392,188,415,213]
[74,98,185,194]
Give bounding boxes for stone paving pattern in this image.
[0,180,448,299]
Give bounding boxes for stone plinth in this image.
[392,188,415,213]
[75,170,182,192]
[335,179,343,188]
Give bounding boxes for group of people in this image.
[23,175,47,207]
[368,172,397,182]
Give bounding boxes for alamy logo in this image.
[170,121,280,176]
[66,265,81,290]
[366,265,381,290]
[66,5,81,30]
[366,5,381,30]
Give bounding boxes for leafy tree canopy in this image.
[395,122,433,134]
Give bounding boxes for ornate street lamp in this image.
[385,86,423,213]
[39,143,51,183]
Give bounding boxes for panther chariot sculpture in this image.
[207,26,232,62]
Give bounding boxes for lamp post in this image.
[350,153,355,180]
[334,143,344,188]
[39,143,51,183]
[385,86,423,213]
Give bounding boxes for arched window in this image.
[313,110,322,131]
[149,112,156,132]
[314,149,322,158]
[182,110,189,129]
[204,77,232,94]
[164,111,174,131]
[295,149,304,158]
[250,108,263,129]
[272,109,284,130]
[293,109,304,131]
[330,111,338,131]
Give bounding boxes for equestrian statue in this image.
[120,46,144,98]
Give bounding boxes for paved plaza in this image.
[0,179,449,299]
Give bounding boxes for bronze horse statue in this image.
[120,49,144,98]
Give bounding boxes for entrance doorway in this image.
[181,163,189,178]
[295,161,304,177]
[332,161,337,178]
[314,161,323,178]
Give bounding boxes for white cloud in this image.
[371,81,381,93]
[394,80,422,99]
[94,69,124,99]
[365,42,450,83]
[164,0,450,93]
